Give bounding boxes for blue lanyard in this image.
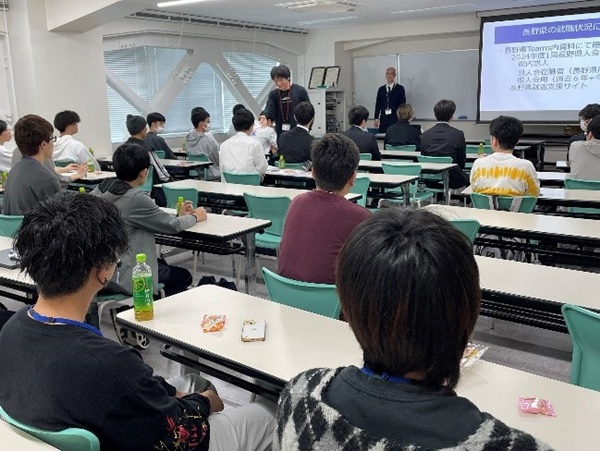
[28,306,103,337]
[361,365,414,385]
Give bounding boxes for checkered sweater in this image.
[275,368,553,451]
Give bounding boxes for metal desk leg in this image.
[443,170,450,205]
[241,232,256,295]
[402,182,410,207]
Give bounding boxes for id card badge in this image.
[282,123,291,131]
[385,108,392,115]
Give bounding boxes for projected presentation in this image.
[479,9,600,122]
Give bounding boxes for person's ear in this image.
[348,170,357,188]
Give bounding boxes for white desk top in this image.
[117,285,600,450]
[0,237,33,287]
[158,211,271,240]
[160,179,361,202]
[537,172,567,183]
[159,159,212,169]
[0,420,57,450]
[539,187,600,203]
[265,167,419,187]
[380,150,482,161]
[64,171,116,182]
[359,160,457,173]
[427,205,600,240]
[477,255,600,310]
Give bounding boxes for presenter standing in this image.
[374,67,406,133]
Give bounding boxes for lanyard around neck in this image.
[28,306,103,337]
[361,365,414,385]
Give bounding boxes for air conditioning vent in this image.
[274,1,362,14]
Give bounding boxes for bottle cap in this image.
[79,187,85,193]
[178,196,184,202]
[136,253,147,263]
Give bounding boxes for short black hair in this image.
[14,114,53,157]
[294,101,314,126]
[191,107,210,128]
[232,108,254,132]
[489,115,523,150]
[14,192,128,298]
[260,110,274,122]
[337,208,481,389]
[348,105,369,126]
[113,143,150,182]
[579,103,600,121]
[433,99,456,122]
[0,120,7,134]
[232,104,246,114]
[311,133,359,192]
[270,64,291,80]
[146,112,166,127]
[587,116,600,139]
[53,110,80,133]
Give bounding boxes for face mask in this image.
[156,126,165,133]
[580,119,588,132]
[204,124,211,133]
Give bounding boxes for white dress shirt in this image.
[219,132,268,180]
[252,126,278,155]
[0,145,13,173]
[53,135,100,171]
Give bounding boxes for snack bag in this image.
[201,314,226,333]
[518,397,556,417]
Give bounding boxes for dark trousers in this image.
[157,259,193,298]
[151,187,167,207]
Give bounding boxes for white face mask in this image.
[156,126,165,133]
[580,119,588,132]
[204,124,211,133]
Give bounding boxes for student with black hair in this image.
[144,111,177,160]
[53,110,99,170]
[568,103,600,159]
[342,105,381,161]
[277,101,315,163]
[219,108,267,179]
[276,208,550,450]
[253,110,278,156]
[0,120,13,173]
[569,115,600,180]
[186,107,221,181]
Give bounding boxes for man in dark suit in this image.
[342,105,381,161]
[421,99,468,189]
[374,67,406,133]
[278,101,315,163]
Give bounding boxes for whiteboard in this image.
[352,54,398,117]
[352,50,479,120]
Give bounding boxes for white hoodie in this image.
[569,138,600,181]
[53,135,100,171]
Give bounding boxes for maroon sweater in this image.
[278,190,371,284]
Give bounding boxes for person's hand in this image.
[74,164,88,180]
[374,119,380,128]
[178,200,194,216]
[64,163,79,172]
[201,390,224,412]
[175,390,188,398]
[191,207,208,222]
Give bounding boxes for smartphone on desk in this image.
[241,320,266,342]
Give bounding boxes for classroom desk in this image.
[0,420,58,450]
[426,204,600,267]
[537,171,566,186]
[380,147,528,162]
[466,139,545,170]
[556,160,570,172]
[155,213,271,294]
[116,285,600,451]
[159,159,212,171]
[263,167,418,206]
[358,160,457,204]
[63,171,117,184]
[0,237,36,304]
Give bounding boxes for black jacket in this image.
[384,120,421,150]
[278,126,315,163]
[342,126,382,161]
[421,123,468,189]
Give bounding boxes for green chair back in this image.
[187,153,209,179]
[0,405,100,451]
[243,193,291,249]
[562,304,600,392]
[381,163,426,204]
[139,165,154,193]
[367,127,378,134]
[385,144,417,151]
[466,144,492,155]
[154,150,166,159]
[283,163,305,170]
[417,155,453,164]
[449,219,480,244]
[162,186,199,209]
[350,176,370,207]
[53,159,76,168]
[470,193,536,213]
[262,268,341,318]
[484,138,491,145]
[0,214,24,237]
[359,153,372,161]
[564,178,600,214]
[223,172,261,186]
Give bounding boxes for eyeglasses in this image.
[116,259,122,268]
[47,136,57,143]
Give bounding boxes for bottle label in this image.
[133,276,153,311]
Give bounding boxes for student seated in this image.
[144,111,178,159]
[3,114,62,215]
[276,208,550,450]
[278,133,370,284]
[186,107,221,181]
[219,108,268,179]
[421,99,469,189]
[0,120,13,173]
[253,110,278,157]
[384,103,422,150]
[470,115,540,197]
[342,105,381,161]
[277,101,315,164]
[0,192,275,450]
[92,143,205,297]
[567,103,600,159]
[53,110,100,170]
[568,116,600,181]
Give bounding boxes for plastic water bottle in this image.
[278,154,286,169]
[478,142,484,156]
[132,253,154,321]
[79,187,85,194]
[87,159,95,173]
[176,196,184,215]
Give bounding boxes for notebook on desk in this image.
[0,248,20,269]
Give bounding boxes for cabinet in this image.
[308,89,345,137]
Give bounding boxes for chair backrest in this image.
[138,165,154,193]
[382,163,421,198]
[0,405,100,451]
[223,172,261,186]
[243,193,291,236]
[154,150,166,159]
[417,155,453,164]
[367,127,378,135]
[350,176,370,207]
[564,178,600,214]
[359,153,372,161]
[466,144,492,155]
[283,163,305,170]
[187,153,209,162]
[0,214,24,238]
[561,304,600,392]
[384,144,417,151]
[449,219,480,244]
[484,138,491,145]
[162,186,199,208]
[53,159,76,168]
[470,192,536,213]
[262,268,341,318]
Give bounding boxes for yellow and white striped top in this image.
[470,153,540,197]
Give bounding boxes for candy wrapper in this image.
[518,397,556,417]
[201,314,226,333]
[460,343,489,374]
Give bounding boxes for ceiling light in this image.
[298,15,359,25]
[157,0,209,7]
[391,4,472,14]
[275,1,362,14]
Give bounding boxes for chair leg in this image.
[192,251,199,286]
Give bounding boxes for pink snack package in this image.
[518,397,556,417]
[201,314,226,333]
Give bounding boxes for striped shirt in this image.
[470,152,540,197]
